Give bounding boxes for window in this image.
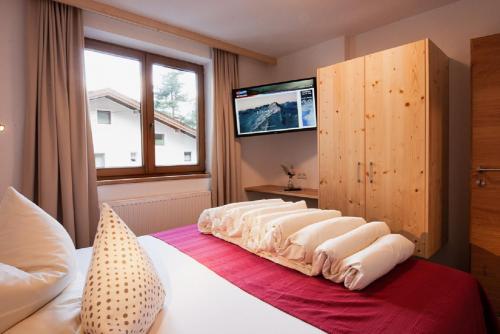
[155,134,165,146]
[95,153,105,168]
[97,110,111,124]
[84,39,205,179]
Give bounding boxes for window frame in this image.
[145,53,205,175]
[85,38,206,180]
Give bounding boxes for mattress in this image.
[87,236,324,333]
[7,227,496,334]
[7,235,323,334]
[154,225,496,334]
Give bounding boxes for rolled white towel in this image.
[313,221,390,277]
[338,234,415,290]
[213,201,288,236]
[260,209,342,253]
[197,199,283,234]
[243,208,311,251]
[280,217,366,264]
[227,201,308,238]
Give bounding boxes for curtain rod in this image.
[54,0,278,65]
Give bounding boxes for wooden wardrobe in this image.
[317,39,449,258]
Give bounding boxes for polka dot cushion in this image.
[81,203,165,334]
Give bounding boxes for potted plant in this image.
[281,164,302,191]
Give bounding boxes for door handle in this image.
[475,166,500,187]
[369,162,374,184]
[476,179,486,187]
[477,166,500,173]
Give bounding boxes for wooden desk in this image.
[244,185,318,200]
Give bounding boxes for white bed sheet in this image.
[9,235,323,334]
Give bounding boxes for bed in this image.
[7,224,497,334]
[78,233,322,334]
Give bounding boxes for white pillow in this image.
[0,187,77,332]
[5,272,84,334]
[81,203,165,334]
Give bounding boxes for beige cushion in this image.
[81,203,165,334]
[0,187,77,332]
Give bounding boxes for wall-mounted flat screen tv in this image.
[233,77,317,137]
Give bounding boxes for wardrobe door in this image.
[364,41,427,243]
[318,57,365,216]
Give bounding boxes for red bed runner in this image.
[153,225,497,334]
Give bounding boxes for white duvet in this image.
[201,200,415,290]
[213,201,287,237]
[260,209,342,253]
[6,236,323,334]
[280,216,366,264]
[243,208,312,251]
[197,199,284,234]
[337,234,415,290]
[232,201,308,238]
[312,221,391,277]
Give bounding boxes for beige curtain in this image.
[23,0,99,248]
[211,49,241,206]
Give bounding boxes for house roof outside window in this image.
[87,88,196,138]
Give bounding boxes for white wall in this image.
[239,36,346,193]
[0,0,26,197]
[238,0,500,270]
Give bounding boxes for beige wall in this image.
[2,0,499,270]
[238,0,500,270]
[0,0,26,197]
[98,178,211,202]
[0,4,212,200]
[238,36,346,192]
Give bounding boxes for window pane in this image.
[155,134,165,146]
[95,153,105,168]
[85,49,143,168]
[97,110,111,124]
[152,64,198,166]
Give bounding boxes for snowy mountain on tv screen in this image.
[238,101,299,133]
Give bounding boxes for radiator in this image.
[104,191,211,236]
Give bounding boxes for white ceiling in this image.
[95,0,459,57]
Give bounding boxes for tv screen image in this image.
[233,78,316,137]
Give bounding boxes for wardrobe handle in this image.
[357,162,361,183]
[369,162,374,183]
